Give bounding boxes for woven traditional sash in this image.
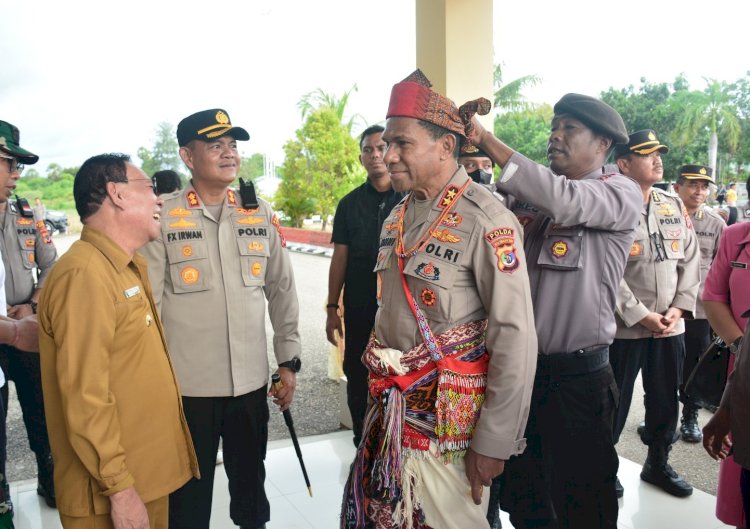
[341,321,488,528]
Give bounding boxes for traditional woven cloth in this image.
[386,69,491,140]
[341,320,489,529]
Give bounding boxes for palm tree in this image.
[671,78,741,176]
[298,85,364,133]
[493,64,541,113]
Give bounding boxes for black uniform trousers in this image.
[610,335,684,446]
[342,304,376,447]
[500,358,619,529]
[0,344,51,458]
[169,387,270,529]
[679,319,712,407]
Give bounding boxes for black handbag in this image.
[684,335,730,410]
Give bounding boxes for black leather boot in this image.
[36,453,56,508]
[680,405,702,443]
[640,445,693,497]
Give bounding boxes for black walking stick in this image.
[271,373,313,497]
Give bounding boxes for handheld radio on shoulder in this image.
[15,195,34,218]
[239,178,259,209]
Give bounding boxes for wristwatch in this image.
[278,356,302,373]
[29,300,38,314]
[729,337,743,355]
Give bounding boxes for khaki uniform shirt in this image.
[38,227,198,517]
[615,188,701,339]
[496,153,642,354]
[141,185,301,397]
[692,205,725,319]
[374,168,537,460]
[0,199,57,305]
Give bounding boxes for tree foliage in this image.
[137,122,184,178]
[493,64,541,113]
[277,105,363,229]
[494,104,553,165]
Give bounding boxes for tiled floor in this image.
[11,430,732,528]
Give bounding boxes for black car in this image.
[44,210,68,235]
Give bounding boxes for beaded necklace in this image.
[394,179,471,258]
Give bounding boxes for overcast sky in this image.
[1,0,747,171]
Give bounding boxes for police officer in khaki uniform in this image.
[672,165,725,441]
[468,93,641,529]
[341,70,537,529]
[0,119,58,507]
[142,109,301,529]
[610,130,701,498]
[733,176,750,222]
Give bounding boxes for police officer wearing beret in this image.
[672,165,725,442]
[0,120,58,508]
[468,93,641,529]
[142,109,301,529]
[610,130,701,498]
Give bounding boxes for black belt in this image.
[536,346,609,376]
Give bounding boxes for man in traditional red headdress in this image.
[339,70,537,529]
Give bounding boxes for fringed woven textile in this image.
[341,319,488,529]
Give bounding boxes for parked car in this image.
[44,210,68,235]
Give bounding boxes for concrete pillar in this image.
[415,0,494,128]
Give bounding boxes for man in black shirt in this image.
[326,125,404,447]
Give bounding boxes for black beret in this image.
[177,109,250,147]
[553,93,628,144]
[678,164,714,183]
[459,143,495,166]
[614,129,669,159]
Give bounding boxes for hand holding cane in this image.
[271,372,313,497]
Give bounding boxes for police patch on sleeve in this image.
[271,212,287,248]
[484,227,520,274]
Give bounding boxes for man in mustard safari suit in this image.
[142,109,301,529]
[38,154,198,529]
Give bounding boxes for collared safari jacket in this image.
[38,227,198,517]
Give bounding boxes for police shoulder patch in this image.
[485,227,520,274]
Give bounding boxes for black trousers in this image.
[500,364,619,529]
[679,319,712,407]
[741,467,750,527]
[610,335,684,446]
[169,387,270,529]
[343,304,376,447]
[0,344,51,458]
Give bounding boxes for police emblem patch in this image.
[441,213,463,227]
[169,218,198,229]
[657,203,675,217]
[247,241,264,252]
[271,213,287,248]
[236,208,259,215]
[630,241,642,256]
[181,266,199,284]
[415,262,440,281]
[431,228,461,243]
[420,288,437,306]
[671,240,680,252]
[182,245,193,257]
[168,207,193,217]
[251,262,263,277]
[384,221,399,232]
[551,240,568,258]
[16,218,33,225]
[484,227,520,274]
[25,238,34,248]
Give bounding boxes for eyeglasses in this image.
[0,157,24,174]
